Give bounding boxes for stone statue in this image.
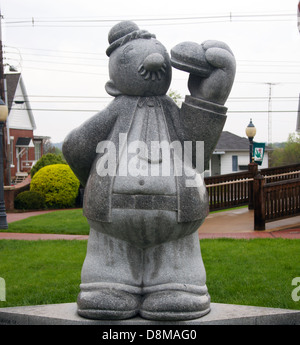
[62,20,236,321]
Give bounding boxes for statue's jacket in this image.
[63,94,227,224]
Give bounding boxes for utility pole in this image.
[298,1,300,33]
[264,82,278,145]
[0,8,9,187]
[0,9,5,102]
[0,8,8,229]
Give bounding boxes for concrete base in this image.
[0,302,299,325]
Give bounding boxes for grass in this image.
[201,238,300,310]
[4,206,247,235]
[0,240,86,308]
[0,238,299,311]
[1,209,299,311]
[5,209,90,235]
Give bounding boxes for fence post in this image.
[253,173,266,230]
[248,162,258,210]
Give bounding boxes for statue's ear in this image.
[105,80,122,97]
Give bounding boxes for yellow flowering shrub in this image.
[30,164,80,208]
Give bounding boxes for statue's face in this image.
[109,38,172,96]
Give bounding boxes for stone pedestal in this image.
[0,302,299,325]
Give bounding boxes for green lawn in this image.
[4,207,247,235]
[5,209,90,235]
[0,240,85,307]
[0,238,299,311]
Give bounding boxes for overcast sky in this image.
[1,0,300,144]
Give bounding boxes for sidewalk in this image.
[0,208,300,240]
[198,207,300,239]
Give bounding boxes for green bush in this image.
[30,153,67,178]
[30,164,80,209]
[14,191,46,210]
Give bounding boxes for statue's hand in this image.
[188,40,236,106]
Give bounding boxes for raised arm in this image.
[171,40,236,170]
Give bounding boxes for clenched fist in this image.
[171,40,236,106]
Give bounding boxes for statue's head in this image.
[105,21,172,97]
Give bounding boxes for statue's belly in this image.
[88,209,204,248]
[113,97,178,196]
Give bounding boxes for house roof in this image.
[215,131,271,152]
[6,73,21,111]
[5,73,36,130]
[15,137,34,147]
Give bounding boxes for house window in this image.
[34,142,41,161]
[232,155,238,172]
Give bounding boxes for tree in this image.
[168,89,182,106]
[269,133,300,167]
[30,153,67,178]
[43,138,56,154]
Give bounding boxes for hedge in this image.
[14,191,46,210]
[30,164,80,208]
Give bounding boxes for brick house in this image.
[5,72,48,184]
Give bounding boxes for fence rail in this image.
[265,178,300,221]
[261,163,300,182]
[206,177,251,210]
[21,160,36,170]
[254,176,300,230]
[204,163,300,230]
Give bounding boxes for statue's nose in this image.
[143,53,165,71]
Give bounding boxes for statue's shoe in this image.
[77,288,140,320]
[140,290,210,321]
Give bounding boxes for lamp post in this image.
[0,98,8,229]
[245,118,256,163]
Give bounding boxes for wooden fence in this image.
[204,163,257,211]
[253,175,300,230]
[205,163,300,230]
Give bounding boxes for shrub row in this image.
[14,191,46,210]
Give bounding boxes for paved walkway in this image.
[0,208,300,240]
[198,208,300,239]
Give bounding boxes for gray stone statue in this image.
[62,21,236,321]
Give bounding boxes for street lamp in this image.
[0,98,8,229]
[245,118,256,163]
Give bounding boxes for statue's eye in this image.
[120,44,134,64]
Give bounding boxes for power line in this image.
[6,58,300,74]
[4,12,295,24]
[4,20,294,28]
[4,46,300,69]
[3,12,296,27]
[6,46,299,65]
[5,57,106,68]
[10,108,297,113]
[28,95,112,99]
[5,56,300,70]
[237,71,300,75]
[10,94,298,102]
[4,44,104,57]
[20,65,109,75]
[12,94,298,101]
[4,51,107,62]
[25,95,111,99]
